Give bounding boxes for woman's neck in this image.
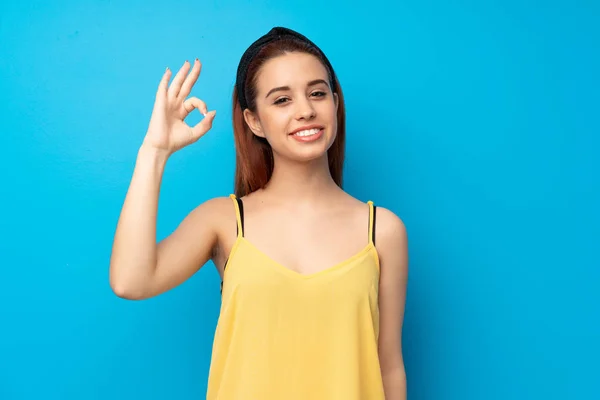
[261,155,341,204]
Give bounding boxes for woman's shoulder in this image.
[374,205,406,237]
[185,195,236,226]
[193,194,233,210]
[368,202,408,261]
[342,192,407,240]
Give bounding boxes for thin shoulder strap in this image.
[229,194,244,237]
[367,200,377,245]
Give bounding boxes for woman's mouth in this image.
[290,128,324,142]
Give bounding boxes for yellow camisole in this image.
[206,194,384,399]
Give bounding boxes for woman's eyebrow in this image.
[265,79,328,98]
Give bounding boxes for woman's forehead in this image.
[256,53,329,90]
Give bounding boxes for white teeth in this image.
[294,128,321,137]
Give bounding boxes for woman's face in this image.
[244,52,339,163]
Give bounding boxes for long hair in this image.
[232,37,346,197]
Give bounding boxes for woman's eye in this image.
[274,91,326,105]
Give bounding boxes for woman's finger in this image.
[155,67,172,102]
[182,97,208,118]
[191,110,216,140]
[167,60,191,100]
[178,59,202,101]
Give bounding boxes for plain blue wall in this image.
[1,0,598,399]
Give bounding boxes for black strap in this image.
[236,197,245,237]
[371,206,377,245]
[222,197,245,294]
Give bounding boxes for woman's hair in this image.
[232,35,346,197]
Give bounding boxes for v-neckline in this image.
[236,236,376,280]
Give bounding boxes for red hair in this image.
[232,38,346,197]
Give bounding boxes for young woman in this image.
[110,27,408,399]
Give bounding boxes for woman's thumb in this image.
[191,110,216,139]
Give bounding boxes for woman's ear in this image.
[243,109,265,138]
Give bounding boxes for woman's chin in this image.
[287,147,332,164]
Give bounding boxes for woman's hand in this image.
[142,59,216,156]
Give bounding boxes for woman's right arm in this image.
[109,59,218,300]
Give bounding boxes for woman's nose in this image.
[296,99,316,120]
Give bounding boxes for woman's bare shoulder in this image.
[191,194,234,211]
[340,193,407,239]
[181,195,236,231]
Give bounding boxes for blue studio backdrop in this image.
[1,1,598,399]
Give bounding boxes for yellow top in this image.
[206,194,384,399]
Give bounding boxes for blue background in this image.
[1,0,598,399]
